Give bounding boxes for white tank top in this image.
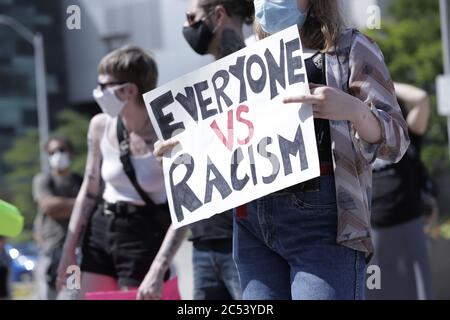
[100,118,166,205]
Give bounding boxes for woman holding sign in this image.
[154,0,409,300]
[57,46,186,299]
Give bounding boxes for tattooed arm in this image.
[56,114,106,290]
[137,225,188,300]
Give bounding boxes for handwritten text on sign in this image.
[144,26,320,228]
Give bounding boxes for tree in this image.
[366,0,449,176]
[2,129,40,229]
[2,110,90,230]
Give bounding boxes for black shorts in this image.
[80,203,170,287]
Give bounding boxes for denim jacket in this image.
[325,29,410,257]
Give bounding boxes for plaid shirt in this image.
[324,29,410,257]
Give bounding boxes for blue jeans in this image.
[193,239,242,300]
[233,175,366,300]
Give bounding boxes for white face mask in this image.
[49,151,71,171]
[93,84,128,117]
[254,0,309,34]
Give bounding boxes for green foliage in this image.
[441,219,450,239]
[389,0,440,20]
[2,109,90,230]
[366,0,450,176]
[9,229,34,245]
[2,129,40,229]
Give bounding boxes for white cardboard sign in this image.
[144,26,320,228]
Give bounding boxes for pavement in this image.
[10,239,194,300]
[172,239,194,300]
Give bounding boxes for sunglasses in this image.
[185,10,214,26]
[97,81,128,91]
[49,148,67,156]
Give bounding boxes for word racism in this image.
[144,26,319,227]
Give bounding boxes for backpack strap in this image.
[116,116,157,209]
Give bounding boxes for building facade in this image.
[0,0,68,191]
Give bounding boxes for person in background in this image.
[367,82,434,300]
[155,0,410,300]
[32,136,82,300]
[138,0,254,300]
[57,46,186,300]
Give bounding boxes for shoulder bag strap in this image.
[116,116,156,209]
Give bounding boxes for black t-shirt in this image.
[304,52,332,163]
[0,250,10,298]
[371,132,423,227]
[188,210,234,242]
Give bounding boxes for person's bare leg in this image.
[78,272,118,299]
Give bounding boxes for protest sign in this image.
[144,25,320,228]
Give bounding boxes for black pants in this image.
[81,203,170,287]
[0,265,9,298]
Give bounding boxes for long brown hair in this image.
[255,0,345,52]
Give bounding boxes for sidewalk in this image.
[173,239,194,300]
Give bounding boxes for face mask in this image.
[183,19,215,55]
[49,151,71,171]
[254,0,309,35]
[93,84,128,117]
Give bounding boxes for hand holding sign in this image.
[154,139,180,163]
[144,26,320,229]
[284,82,383,144]
[283,83,367,122]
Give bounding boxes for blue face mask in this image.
[255,0,309,35]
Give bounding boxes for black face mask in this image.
[182,19,214,55]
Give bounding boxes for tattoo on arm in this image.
[153,226,188,270]
[66,121,104,247]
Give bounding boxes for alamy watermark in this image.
[66,5,81,30]
[63,264,382,291]
[65,265,81,290]
[64,4,382,32]
[366,264,381,290]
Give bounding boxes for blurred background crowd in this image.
[1,0,450,300]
